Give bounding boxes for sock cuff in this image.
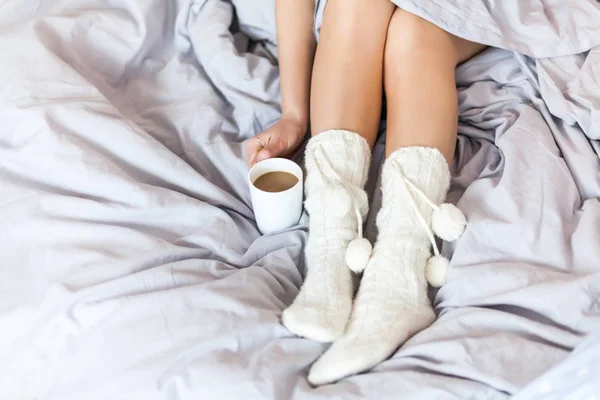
[305,129,372,190]
[307,129,370,152]
[385,146,449,170]
[383,146,451,206]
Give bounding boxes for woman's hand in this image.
[245,117,307,167]
[245,0,315,167]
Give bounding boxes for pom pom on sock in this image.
[345,238,372,273]
[425,256,449,288]
[432,203,466,242]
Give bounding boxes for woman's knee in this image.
[322,0,395,36]
[384,8,459,66]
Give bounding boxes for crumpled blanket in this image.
[0,0,598,398]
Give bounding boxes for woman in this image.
[245,0,486,385]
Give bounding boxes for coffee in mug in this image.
[248,158,303,235]
[253,171,299,193]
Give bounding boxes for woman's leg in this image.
[384,9,486,160]
[281,0,395,342]
[310,0,395,145]
[308,9,486,385]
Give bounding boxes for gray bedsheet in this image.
[0,0,599,399]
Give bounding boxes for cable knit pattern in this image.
[281,130,371,343]
[308,146,451,385]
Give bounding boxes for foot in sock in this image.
[281,130,371,342]
[308,146,455,384]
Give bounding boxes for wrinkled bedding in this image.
[1,0,599,399]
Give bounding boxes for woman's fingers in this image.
[246,118,307,166]
[253,148,273,165]
[245,137,265,166]
[247,131,292,166]
[262,134,288,158]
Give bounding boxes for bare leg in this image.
[281,0,395,343]
[384,9,486,161]
[308,9,486,386]
[310,0,395,145]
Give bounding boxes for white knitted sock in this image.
[308,146,450,385]
[281,130,371,342]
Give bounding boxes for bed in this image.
[0,0,599,399]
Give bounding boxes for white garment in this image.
[308,146,451,385]
[281,130,371,342]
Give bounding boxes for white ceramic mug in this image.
[248,158,304,235]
